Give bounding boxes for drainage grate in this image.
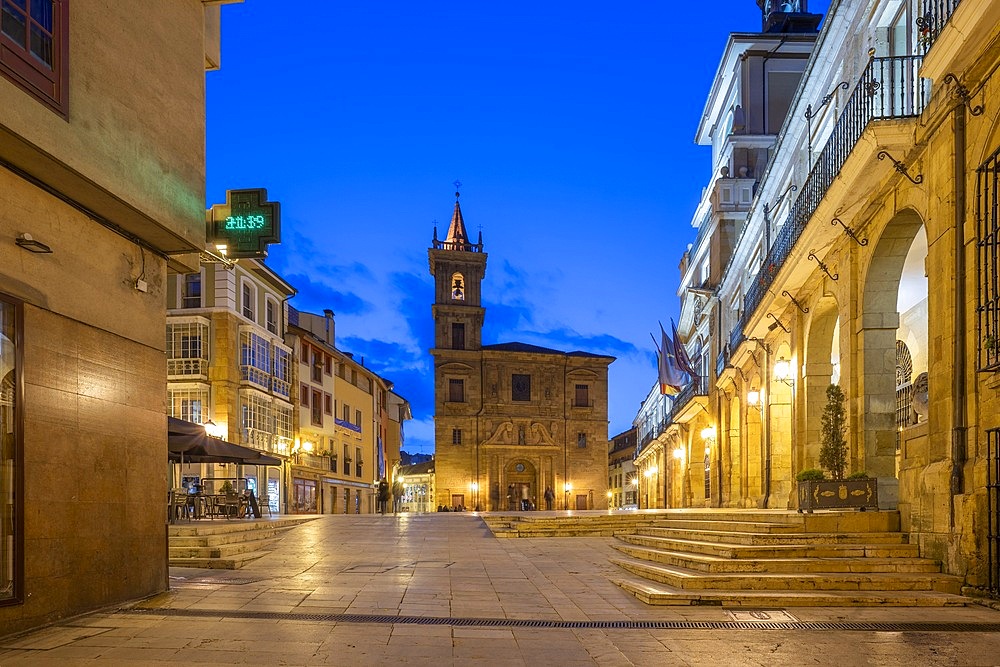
[124,607,1000,633]
[169,576,267,585]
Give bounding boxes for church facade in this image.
[429,195,614,511]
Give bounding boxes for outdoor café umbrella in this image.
[167,417,281,465]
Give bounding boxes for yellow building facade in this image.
[166,258,295,510]
[430,196,614,511]
[661,0,1000,593]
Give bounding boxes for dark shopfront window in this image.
[0,293,23,604]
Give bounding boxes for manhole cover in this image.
[727,610,798,622]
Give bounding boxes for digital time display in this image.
[224,214,267,230]
[208,189,281,259]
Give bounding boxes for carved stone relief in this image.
[484,420,557,446]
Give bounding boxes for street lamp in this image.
[747,389,763,410]
[773,356,793,385]
[203,419,226,439]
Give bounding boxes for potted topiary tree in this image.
[797,383,878,512]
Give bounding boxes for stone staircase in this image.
[168,516,317,569]
[483,512,668,537]
[609,511,967,607]
[482,510,968,607]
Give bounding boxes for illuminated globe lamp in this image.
[747,388,762,409]
[700,426,717,456]
[774,356,793,385]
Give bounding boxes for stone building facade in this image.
[430,195,614,511]
[285,307,402,515]
[608,428,637,509]
[166,258,295,510]
[662,0,1000,593]
[0,1,236,635]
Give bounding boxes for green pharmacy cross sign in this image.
[208,188,281,258]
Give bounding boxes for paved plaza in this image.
[2,513,1000,665]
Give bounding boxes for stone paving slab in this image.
[1,512,999,665]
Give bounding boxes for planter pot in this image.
[797,478,878,512]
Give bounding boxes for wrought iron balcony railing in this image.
[716,344,731,378]
[917,0,962,53]
[670,375,710,420]
[734,55,927,348]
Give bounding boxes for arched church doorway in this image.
[505,459,538,511]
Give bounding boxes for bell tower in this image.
[756,0,821,33]
[428,191,487,352]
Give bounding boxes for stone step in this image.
[169,525,297,547]
[168,549,272,570]
[613,576,969,607]
[612,543,942,574]
[640,519,803,534]
[637,526,909,546]
[616,533,922,559]
[168,516,314,537]
[169,536,282,559]
[611,557,964,594]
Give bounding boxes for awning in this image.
[168,417,282,466]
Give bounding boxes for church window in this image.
[449,379,465,403]
[450,272,466,301]
[511,374,530,402]
[452,429,462,445]
[452,323,465,350]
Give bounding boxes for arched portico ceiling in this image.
[859,207,927,479]
[862,208,925,319]
[804,294,839,373]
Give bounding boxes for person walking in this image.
[544,486,555,511]
[377,479,390,515]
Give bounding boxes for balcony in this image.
[733,55,927,350]
[167,357,208,378]
[916,0,962,53]
[670,375,710,423]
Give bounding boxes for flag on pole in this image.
[656,323,686,395]
[671,318,697,376]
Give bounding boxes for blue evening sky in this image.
[206,1,829,455]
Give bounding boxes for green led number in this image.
[224,214,266,230]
